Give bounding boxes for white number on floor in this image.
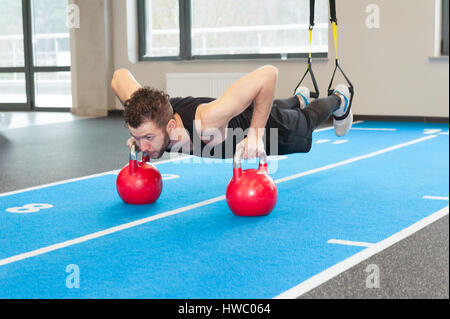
[6,203,54,214]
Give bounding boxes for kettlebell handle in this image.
[233,144,268,170]
[129,143,150,174]
[130,143,150,161]
[130,143,137,161]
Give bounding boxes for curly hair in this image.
[124,87,174,129]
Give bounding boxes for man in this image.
[110,65,352,160]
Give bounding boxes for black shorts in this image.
[185,95,338,158]
[264,97,314,156]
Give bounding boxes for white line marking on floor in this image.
[274,205,449,299]
[332,140,348,144]
[314,127,334,132]
[161,174,180,181]
[327,239,375,247]
[275,135,437,184]
[423,196,449,201]
[314,121,364,133]
[350,128,397,131]
[0,195,226,267]
[0,155,193,198]
[267,155,288,161]
[424,129,442,135]
[315,139,331,144]
[0,134,439,267]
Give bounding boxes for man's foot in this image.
[295,86,311,109]
[332,84,352,137]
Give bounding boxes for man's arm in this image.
[111,69,143,149]
[111,68,142,106]
[198,65,278,158]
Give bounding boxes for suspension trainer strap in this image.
[327,0,354,120]
[293,0,319,98]
[308,0,315,60]
[329,0,339,59]
[309,0,315,29]
[309,0,315,59]
[329,0,337,24]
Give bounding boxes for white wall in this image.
[76,0,449,118]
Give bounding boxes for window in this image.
[140,0,180,58]
[442,0,449,55]
[30,0,71,108]
[0,0,71,111]
[138,0,328,61]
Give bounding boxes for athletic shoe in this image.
[295,86,311,109]
[332,84,352,137]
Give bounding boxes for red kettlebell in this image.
[116,144,162,205]
[226,146,278,217]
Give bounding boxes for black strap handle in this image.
[293,0,319,98]
[294,58,320,98]
[309,0,315,29]
[327,60,354,120]
[329,0,337,24]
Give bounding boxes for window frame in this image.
[137,0,328,62]
[0,0,71,111]
[442,0,449,56]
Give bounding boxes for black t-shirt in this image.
[169,96,253,158]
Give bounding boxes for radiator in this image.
[166,73,247,98]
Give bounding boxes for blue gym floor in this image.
[0,121,448,298]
